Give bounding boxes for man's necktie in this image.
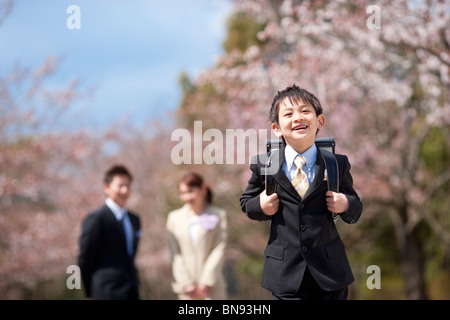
[292,155,309,198]
[121,213,133,256]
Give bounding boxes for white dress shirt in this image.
[282,143,318,185]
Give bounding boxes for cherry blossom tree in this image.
[0,51,104,296]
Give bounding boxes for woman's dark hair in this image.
[179,171,213,204]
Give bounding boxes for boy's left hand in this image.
[325,191,349,214]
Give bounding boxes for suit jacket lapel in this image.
[179,205,198,252]
[129,213,140,255]
[272,147,302,200]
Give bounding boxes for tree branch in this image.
[424,169,450,199]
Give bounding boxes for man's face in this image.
[272,98,325,153]
[104,174,131,208]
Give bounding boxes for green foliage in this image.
[222,12,266,53]
[176,71,225,129]
[420,127,450,175]
[178,71,195,101]
[428,271,450,300]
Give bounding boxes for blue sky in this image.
[0,0,231,130]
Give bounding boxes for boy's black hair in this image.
[270,84,323,125]
[103,164,133,185]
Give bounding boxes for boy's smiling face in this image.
[272,98,325,154]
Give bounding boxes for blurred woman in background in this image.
[166,171,228,300]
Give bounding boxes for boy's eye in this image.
[283,112,292,117]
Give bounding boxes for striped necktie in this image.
[292,155,309,198]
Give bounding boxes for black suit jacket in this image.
[78,205,141,299]
[240,147,362,294]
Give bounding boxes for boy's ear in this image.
[317,114,325,130]
[271,123,283,138]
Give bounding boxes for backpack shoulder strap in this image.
[319,148,340,222]
[265,149,279,195]
[320,148,339,193]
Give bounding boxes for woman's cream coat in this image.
[166,204,228,300]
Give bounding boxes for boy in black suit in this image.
[78,164,141,300]
[240,85,362,300]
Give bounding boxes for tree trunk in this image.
[400,228,427,299]
[397,204,428,300]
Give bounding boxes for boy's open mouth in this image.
[292,124,308,132]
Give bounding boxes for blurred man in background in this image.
[78,164,142,300]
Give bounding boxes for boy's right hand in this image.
[260,190,279,216]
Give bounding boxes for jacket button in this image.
[301,225,307,232]
[299,204,305,209]
[302,246,307,252]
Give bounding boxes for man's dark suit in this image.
[78,205,141,300]
[240,147,362,295]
